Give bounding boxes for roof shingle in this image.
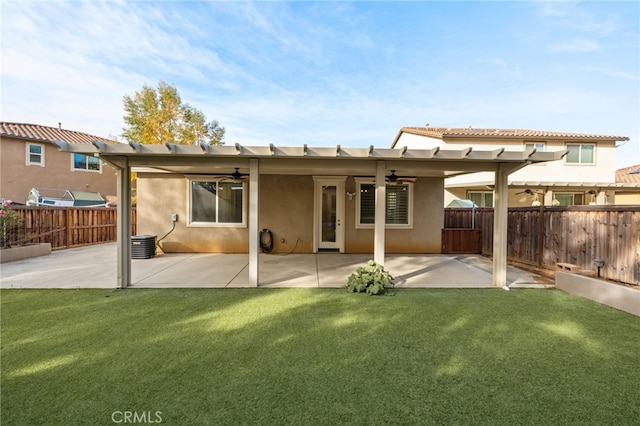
[398,126,630,141]
[616,164,640,184]
[0,122,117,145]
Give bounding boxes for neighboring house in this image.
[55,138,565,288]
[0,122,117,204]
[615,164,640,205]
[392,127,637,207]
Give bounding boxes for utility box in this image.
[131,235,156,259]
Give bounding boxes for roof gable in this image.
[0,122,117,145]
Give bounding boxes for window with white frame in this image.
[467,191,493,207]
[565,144,595,164]
[26,143,44,166]
[554,192,585,206]
[188,178,246,226]
[525,142,546,152]
[356,180,413,228]
[73,153,102,172]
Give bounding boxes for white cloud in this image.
[552,39,599,53]
[1,1,637,169]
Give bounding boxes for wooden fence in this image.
[5,206,137,250]
[445,206,640,285]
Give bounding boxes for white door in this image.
[314,178,345,252]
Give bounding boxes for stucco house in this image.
[392,127,636,207]
[615,164,640,205]
[0,122,117,204]
[55,138,565,288]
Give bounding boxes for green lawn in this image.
[1,288,639,425]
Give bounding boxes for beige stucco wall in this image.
[0,137,117,203]
[137,173,444,254]
[615,192,640,205]
[396,133,619,197]
[344,176,444,253]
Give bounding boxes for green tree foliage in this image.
[122,81,225,146]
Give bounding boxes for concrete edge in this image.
[555,271,640,317]
[0,243,52,263]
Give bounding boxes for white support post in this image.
[116,160,131,289]
[249,159,259,287]
[374,161,386,266]
[493,164,509,288]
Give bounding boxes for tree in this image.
[122,81,225,146]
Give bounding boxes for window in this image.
[26,143,44,166]
[467,191,493,207]
[565,144,595,164]
[73,153,102,171]
[356,180,413,228]
[554,192,585,206]
[525,142,546,152]
[188,178,246,226]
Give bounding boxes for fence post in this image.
[65,208,72,249]
[537,205,545,268]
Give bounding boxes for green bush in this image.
[346,260,394,295]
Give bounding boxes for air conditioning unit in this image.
[131,235,156,259]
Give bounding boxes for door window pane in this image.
[322,185,337,242]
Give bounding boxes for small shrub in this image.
[0,200,23,249]
[346,260,394,295]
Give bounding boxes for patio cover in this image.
[54,141,567,289]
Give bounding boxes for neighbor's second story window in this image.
[73,153,102,172]
[565,144,595,164]
[525,142,546,152]
[26,143,44,166]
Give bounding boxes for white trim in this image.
[565,143,596,165]
[116,160,131,289]
[249,159,259,287]
[313,176,346,252]
[71,153,103,173]
[26,143,45,167]
[354,177,414,229]
[185,176,248,228]
[374,162,386,266]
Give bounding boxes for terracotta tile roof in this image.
[616,164,640,184]
[0,122,117,145]
[398,126,630,142]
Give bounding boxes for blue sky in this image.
[2,1,638,168]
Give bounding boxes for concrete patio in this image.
[0,243,553,289]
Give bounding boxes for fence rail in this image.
[445,206,640,285]
[4,206,137,250]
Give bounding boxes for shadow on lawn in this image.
[2,288,639,425]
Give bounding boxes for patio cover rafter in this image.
[54,141,567,289]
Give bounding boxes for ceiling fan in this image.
[212,167,248,182]
[515,188,543,206]
[515,188,542,196]
[386,170,414,184]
